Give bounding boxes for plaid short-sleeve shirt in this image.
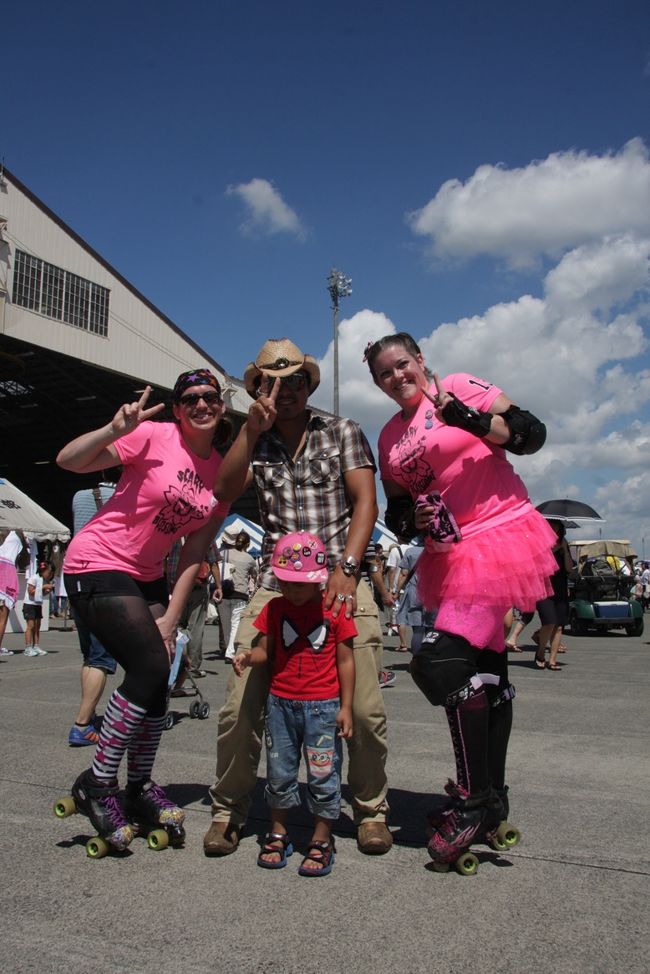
[252,412,376,590]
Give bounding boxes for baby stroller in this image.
[164,631,211,730]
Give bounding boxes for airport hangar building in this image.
[0,166,262,531]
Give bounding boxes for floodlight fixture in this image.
[327,267,352,416]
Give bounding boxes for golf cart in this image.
[568,540,644,637]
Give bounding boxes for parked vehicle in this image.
[568,540,643,637]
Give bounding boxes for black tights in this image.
[66,572,170,717]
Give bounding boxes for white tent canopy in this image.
[216,514,265,555]
[0,478,71,542]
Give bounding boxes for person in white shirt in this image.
[22,561,54,657]
[0,530,27,655]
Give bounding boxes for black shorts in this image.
[64,570,168,606]
[537,597,569,628]
[22,603,42,621]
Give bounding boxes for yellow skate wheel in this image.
[86,836,110,859]
[147,829,170,851]
[454,852,479,876]
[489,831,509,852]
[53,796,77,819]
[497,822,521,848]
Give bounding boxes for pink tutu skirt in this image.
[417,509,557,612]
[0,557,19,610]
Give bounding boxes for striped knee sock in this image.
[91,689,147,783]
[127,715,167,784]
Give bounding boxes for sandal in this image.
[257,831,293,869]
[506,642,523,653]
[547,662,562,671]
[298,839,335,877]
[534,656,547,670]
[396,645,409,653]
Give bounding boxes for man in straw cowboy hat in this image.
[204,337,391,856]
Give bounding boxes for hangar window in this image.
[12,251,41,310]
[42,263,65,319]
[12,249,109,337]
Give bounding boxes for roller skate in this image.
[426,782,522,874]
[53,770,134,858]
[426,782,491,875]
[481,786,522,852]
[124,779,186,851]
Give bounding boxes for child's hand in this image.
[336,707,353,739]
[233,651,252,676]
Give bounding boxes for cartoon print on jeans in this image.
[389,426,435,495]
[306,744,335,779]
[152,470,213,535]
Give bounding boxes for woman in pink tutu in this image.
[365,332,556,869]
[0,530,27,655]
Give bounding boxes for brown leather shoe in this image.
[203,820,241,857]
[357,821,393,855]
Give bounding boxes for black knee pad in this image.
[410,630,478,707]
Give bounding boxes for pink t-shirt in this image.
[378,374,532,540]
[64,422,229,581]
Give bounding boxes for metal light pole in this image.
[327,268,352,416]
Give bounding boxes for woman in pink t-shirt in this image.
[365,332,556,871]
[57,369,230,852]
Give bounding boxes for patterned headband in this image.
[172,369,221,402]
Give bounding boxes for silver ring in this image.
[337,593,346,602]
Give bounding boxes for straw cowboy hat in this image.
[243,338,320,398]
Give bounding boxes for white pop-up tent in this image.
[0,478,70,542]
[0,479,70,635]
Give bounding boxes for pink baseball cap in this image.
[271,532,329,583]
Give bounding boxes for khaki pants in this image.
[209,579,389,826]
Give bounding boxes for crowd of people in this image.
[4,331,632,872]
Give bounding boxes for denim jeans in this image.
[264,693,342,820]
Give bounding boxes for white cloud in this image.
[408,139,650,266]
[545,235,650,312]
[226,178,306,239]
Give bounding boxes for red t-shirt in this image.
[253,595,357,700]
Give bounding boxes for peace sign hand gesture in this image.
[421,373,452,421]
[109,386,165,438]
[247,374,279,434]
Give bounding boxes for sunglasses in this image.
[179,391,222,407]
[261,372,308,391]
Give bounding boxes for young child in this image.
[22,561,54,657]
[233,531,356,877]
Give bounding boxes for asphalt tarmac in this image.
[1,617,648,974]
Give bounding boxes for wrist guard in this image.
[385,494,416,539]
[441,394,493,438]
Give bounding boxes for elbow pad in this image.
[499,406,546,455]
[385,495,416,539]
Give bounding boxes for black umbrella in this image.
[536,499,603,522]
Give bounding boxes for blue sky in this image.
[4,0,650,555]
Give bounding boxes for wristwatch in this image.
[340,555,360,577]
